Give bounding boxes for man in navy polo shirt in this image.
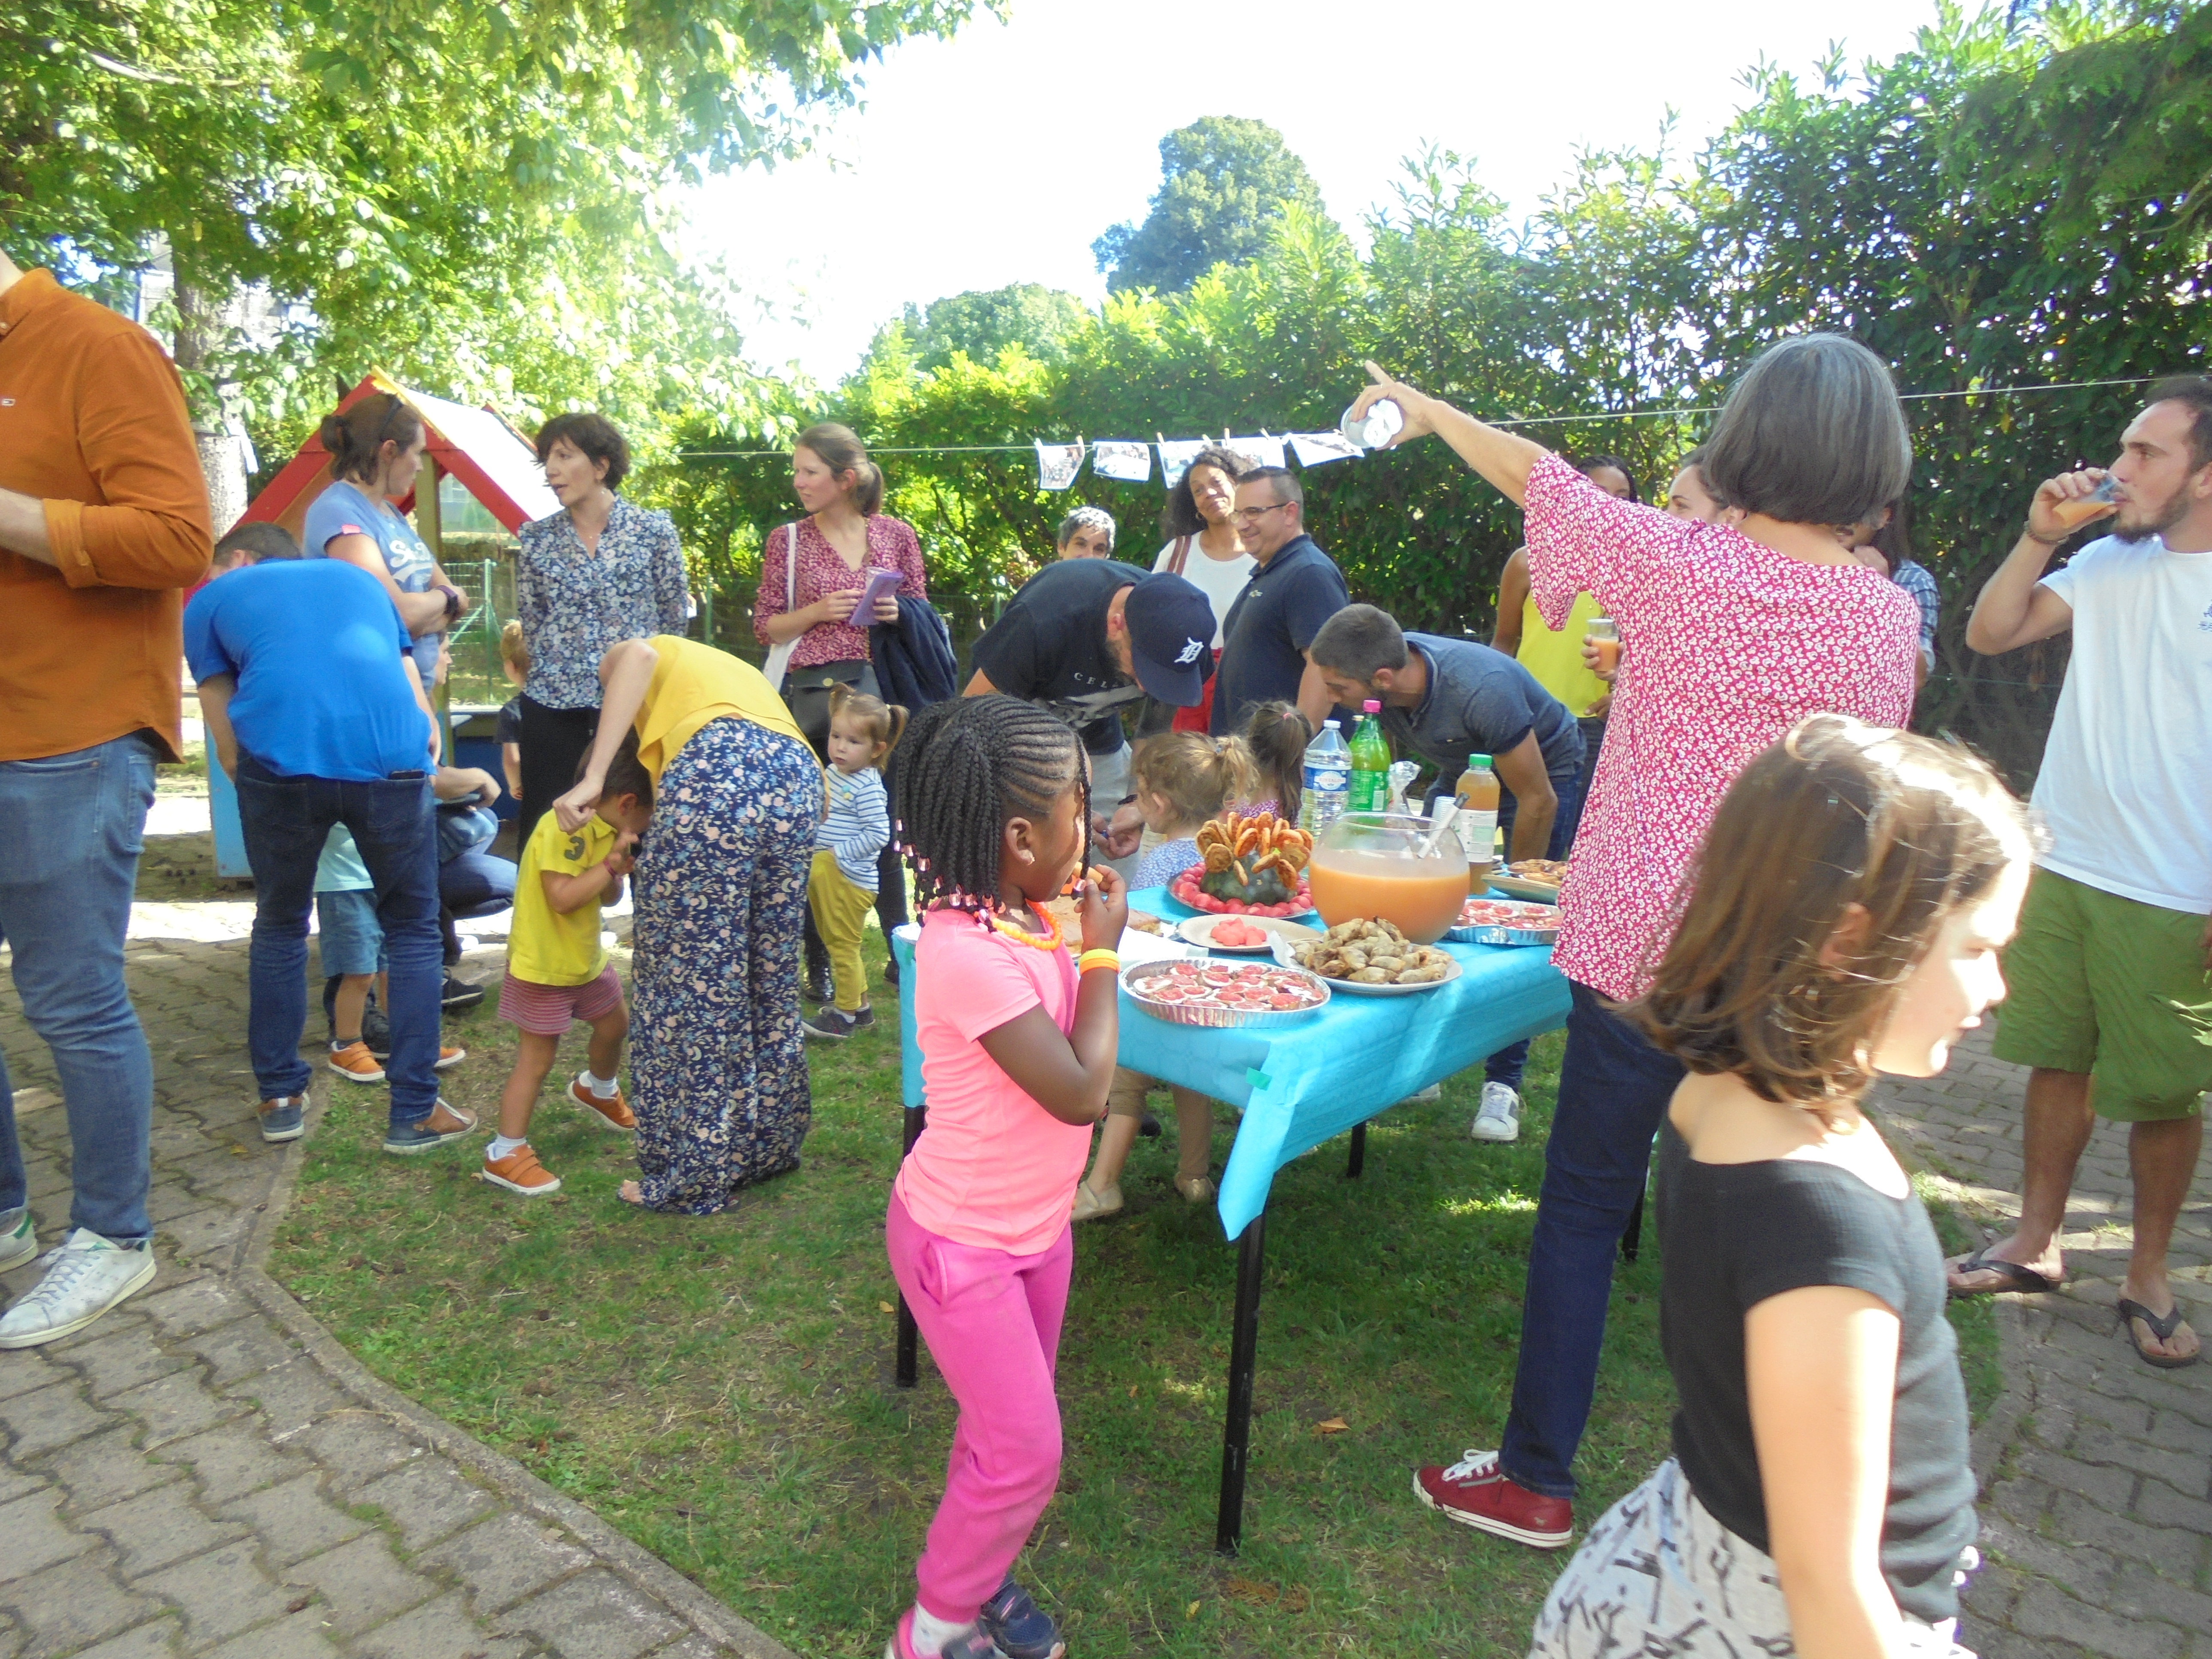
[184,554,474,1153]
[1212,468,1352,735]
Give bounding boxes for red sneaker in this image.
[1413,1449,1573,1549]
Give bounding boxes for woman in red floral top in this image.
[753,422,930,992]
[1351,337,1922,1555]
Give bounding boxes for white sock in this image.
[908,1605,972,1658]
[580,1070,618,1097]
[487,1135,527,1160]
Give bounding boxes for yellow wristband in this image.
[1077,949,1121,975]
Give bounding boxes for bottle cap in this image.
[1468,754,1491,768]
[1362,699,1382,713]
[1324,719,1340,730]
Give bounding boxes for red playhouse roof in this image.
[239,370,560,544]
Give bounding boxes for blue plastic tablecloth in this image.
[892,886,1571,1238]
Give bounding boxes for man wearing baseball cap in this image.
[964,560,1215,866]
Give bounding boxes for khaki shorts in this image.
[1992,868,2212,1122]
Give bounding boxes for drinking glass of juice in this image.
[1584,616,1621,676]
[1309,812,1469,943]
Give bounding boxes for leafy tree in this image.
[1093,115,1332,294]
[678,3,2209,788]
[0,0,990,456]
[883,283,1092,373]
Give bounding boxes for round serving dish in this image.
[1175,914,1317,954]
[1170,867,1315,919]
[1267,934,1465,994]
[1119,957,1331,1028]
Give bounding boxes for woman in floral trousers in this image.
[552,635,821,1213]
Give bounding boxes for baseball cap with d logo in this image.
[1121,572,1217,708]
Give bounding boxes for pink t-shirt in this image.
[896,907,1094,1255]
[1525,456,1917,1002]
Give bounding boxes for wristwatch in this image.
[437,583,464,619]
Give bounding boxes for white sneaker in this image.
[1471,1082,1522,1142]
[0,1207,35,1273]
[1396,1083,1443,1105]
[0,1228,157,1348]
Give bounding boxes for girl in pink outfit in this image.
[883,694,1129,1659]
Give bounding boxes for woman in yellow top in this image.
[551,635,820,1212]
[1491,456,1637,850]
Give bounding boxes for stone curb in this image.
[228,1078,803,1659]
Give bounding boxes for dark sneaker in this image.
[802,969,833,1006]
[1413,1448,1573,1549]
[883,953,901,989]
[802,1005,875,1042]
[441,974,486,1013]
[362,1006,392,1060]
[1138,1109,1162,1139]
[978,1577,1065,1659]
[382,1099,479,1155]
[258,1096,306,1143]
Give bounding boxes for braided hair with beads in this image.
[895,695,1091,916]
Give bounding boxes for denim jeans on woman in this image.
[1483,760,1585,1093]
[234,757,443,1127]
[0,733,160,1244]
[1501,978,1686,1497]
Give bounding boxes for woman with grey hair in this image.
[1353,337,1925,1580]
[1054,505,1116,559]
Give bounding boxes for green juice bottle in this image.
[1348,700,1391,812]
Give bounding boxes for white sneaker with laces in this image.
[1471,1082,1522,1142]
[0,1228,157,1348]
[0,1206,36,1273]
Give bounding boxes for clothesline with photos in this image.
[674,375,2166,490]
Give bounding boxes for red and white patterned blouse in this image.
[1525,456,1918,1002]
[751,515,929,669]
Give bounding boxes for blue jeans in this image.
[1484,760,1584,1091]
[0,733,159,1243]
[1501,979,1685,1497]
[234,758,442,1126]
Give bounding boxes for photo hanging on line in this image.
[1035,441,1085,490]
[1091,440,1152,483]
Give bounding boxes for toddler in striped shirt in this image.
[803,687,908,1041]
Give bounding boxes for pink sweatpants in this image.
[886,1189,1073,1624]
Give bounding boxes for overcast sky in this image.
[681,0,1954,384]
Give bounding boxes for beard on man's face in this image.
[2111,478,2191,544]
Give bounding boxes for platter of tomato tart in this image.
[1121,959,1331,1028]
[1447,897,1562,946]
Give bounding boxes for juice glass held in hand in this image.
[1583,616,1621,677]
[1308,812,1468,943]
[2051,474,2120,530]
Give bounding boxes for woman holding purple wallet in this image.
[753,422,930,991]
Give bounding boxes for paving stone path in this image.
[1874,1031,2212,1659]
[1,926,793,1659]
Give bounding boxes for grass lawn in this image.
[270,949,2000,1659]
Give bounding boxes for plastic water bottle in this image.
[1348,701,1391,812]
[1299,721,1350,835]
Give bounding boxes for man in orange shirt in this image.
[0,241,212,1348]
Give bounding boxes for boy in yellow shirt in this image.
[483,736,654,1196]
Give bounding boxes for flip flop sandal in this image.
[1947,1246,2059,1298]
[2117,1298,2201,1370]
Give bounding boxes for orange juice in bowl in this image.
[1308,812,1469,943]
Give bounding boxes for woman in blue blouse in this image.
[514,413,690,844]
